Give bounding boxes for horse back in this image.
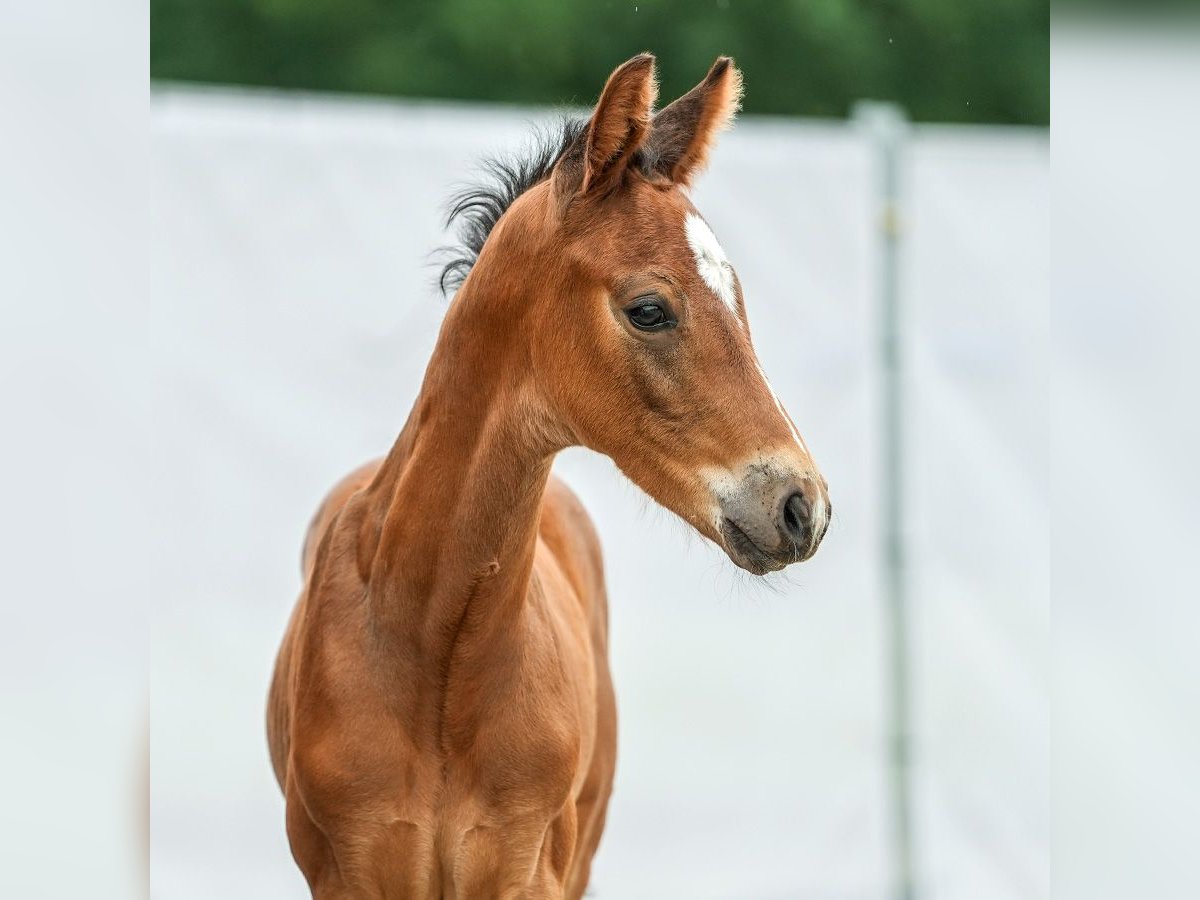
[537,474,609,646]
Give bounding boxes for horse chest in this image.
[292,590,596,894]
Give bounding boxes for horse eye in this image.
[626,302,671,331]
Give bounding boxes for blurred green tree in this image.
[151,0,1047,125]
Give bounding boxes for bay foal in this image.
[268,54,830,899]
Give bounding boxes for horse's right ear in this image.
[556,54,658,199]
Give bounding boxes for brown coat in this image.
[267,53,828,899]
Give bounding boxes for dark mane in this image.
[437,116,588,296]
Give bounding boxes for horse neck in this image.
[359,268,560,652]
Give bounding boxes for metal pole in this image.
[853,100,914,900]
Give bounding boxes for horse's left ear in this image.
[645,56,743,187]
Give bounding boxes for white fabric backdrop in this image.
[149,88,1047,899]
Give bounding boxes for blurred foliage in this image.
[151,0,1048,125]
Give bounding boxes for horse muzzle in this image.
[713,465,830,575]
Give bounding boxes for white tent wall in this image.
[149,88,1047,899]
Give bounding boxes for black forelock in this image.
[436,116,587,296]
[435,114,663,296]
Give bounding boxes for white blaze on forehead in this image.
[684,213,738,313]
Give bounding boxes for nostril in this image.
[782,492,809,543]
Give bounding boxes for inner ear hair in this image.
[645,56,743,187]
[570,53,659,198]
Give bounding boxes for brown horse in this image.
[267,54,830,899]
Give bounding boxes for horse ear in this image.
[646,56,743,187]
[558,53,657,198]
